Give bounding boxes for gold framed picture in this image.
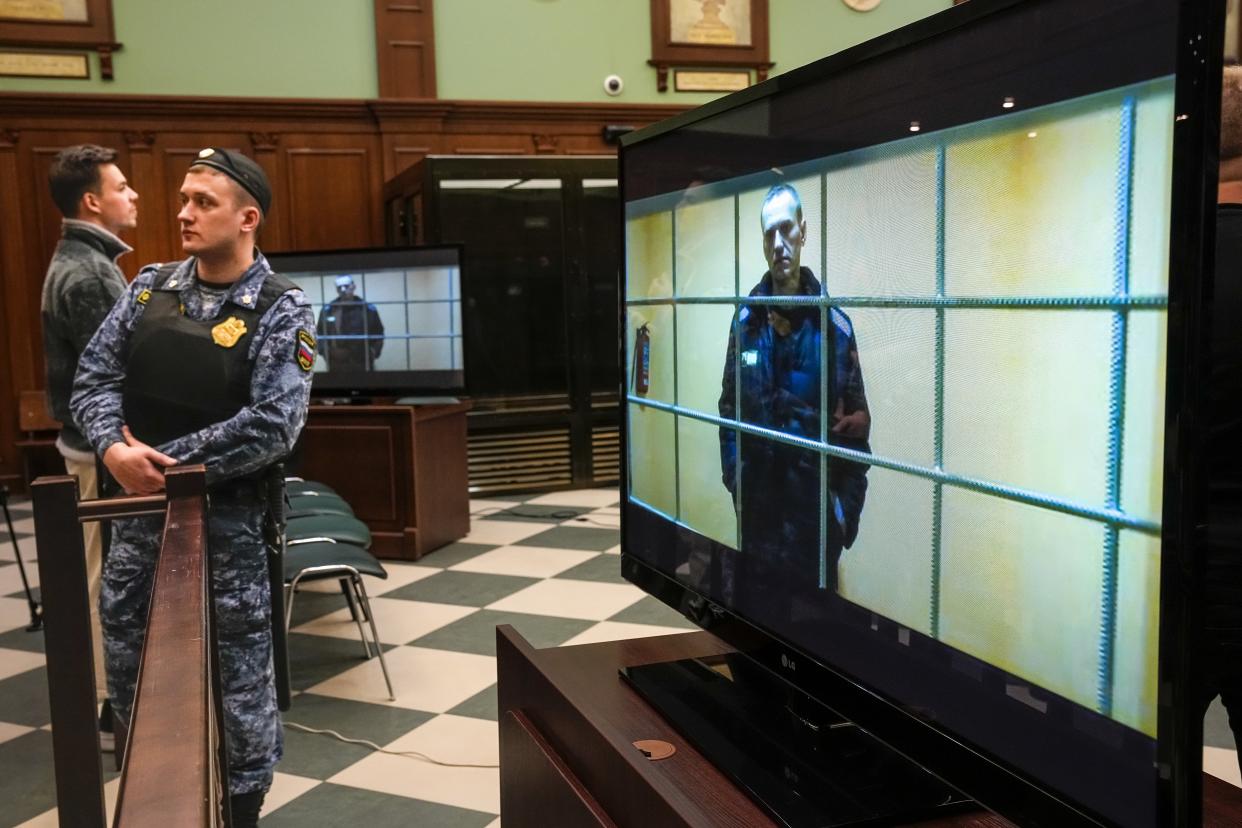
[0,0,120,78]
[650,0,771,92]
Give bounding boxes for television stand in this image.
[622,655,973,826]
[300,401,471,560]
[497,625,1242,828]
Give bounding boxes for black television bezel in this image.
[617,0,1223,825]
[265,244,467,397]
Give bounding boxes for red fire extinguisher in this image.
[633,323,651,396]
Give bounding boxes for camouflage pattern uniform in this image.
[71,252,315,795]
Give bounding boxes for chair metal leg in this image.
[349,576,372,624]
[341,578,362,622]
[337,577,371,658]
[284,581,298,632]
[354,576,395,700]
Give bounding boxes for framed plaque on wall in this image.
[0,0,121,78]
[649,0,771,92]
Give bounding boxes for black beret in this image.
[188,148,271,215]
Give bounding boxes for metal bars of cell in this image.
[930,144,947,641]
[308,270,462,369]
[626,95,1159,718]
[1096,96,1137,716]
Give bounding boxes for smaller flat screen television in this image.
[265,246,464,396]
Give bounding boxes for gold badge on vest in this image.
[212,317,248,348]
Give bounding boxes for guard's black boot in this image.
[229,790,265,828]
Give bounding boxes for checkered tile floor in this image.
[0,488,1238,825]
[0,488,697,826]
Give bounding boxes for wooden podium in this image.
[496,626,1242,828]
[298,401,471,560]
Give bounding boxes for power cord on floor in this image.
[283,721,499,769]
[469,506,619,530]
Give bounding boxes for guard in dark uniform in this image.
[72,148,315,827]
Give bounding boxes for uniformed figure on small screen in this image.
[317,274,384,371]
[718,182,871,593]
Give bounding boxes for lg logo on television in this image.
[781,654,796,672]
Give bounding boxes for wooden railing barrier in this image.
[32,466,227,827]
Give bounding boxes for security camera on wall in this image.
[603,74,624,96]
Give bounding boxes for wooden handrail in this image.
[32,466,226,828]
[113,466,224,827]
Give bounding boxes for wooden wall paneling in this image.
[29,147,71,281]
[389,143,434,180]
[0,93,690,487]
[248,132,289,253]
[449,135,533,155]
[0,129,28,484]
[299,422,401,523]
[284,137,384,250]
[374,0,437,99]
[13,137,79,417]
[123,130,162,278]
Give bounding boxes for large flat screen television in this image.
[620,0,1223,825]
[265,245,464,396]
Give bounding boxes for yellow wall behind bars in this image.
[839,468,936,634]
[825,148,939,298]
[945,95,1121,297]
[837,305,937,634]
[1113,531,1162,733]
[939,490,1106,713]
[626,212,674,301]
[676,195,737,298]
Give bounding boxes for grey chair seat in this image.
[286,514,372,549]
[284,541,387,581]
[286,493,354,518]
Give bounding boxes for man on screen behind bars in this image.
[316,274,384,371]
[718,183,870,593]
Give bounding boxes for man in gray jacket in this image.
[40,144,138,749]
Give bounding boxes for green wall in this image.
[436,0,953,104]
[0,0,379,97]
[0,0,951,101]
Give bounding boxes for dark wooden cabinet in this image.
[384,156,621,495]
[496,626,1242,828]
[298,401,470,560]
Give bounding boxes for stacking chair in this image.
[284,477,338,497]
[273,475,394,700]
[284,538,396,700]
[285,512,372,549]
[286,492,354,518]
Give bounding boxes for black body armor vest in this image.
[121,263,295,449]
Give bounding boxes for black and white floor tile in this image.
[0,488,1236,825]
[0,488,693,826]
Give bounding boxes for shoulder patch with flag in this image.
[296,329,316,371]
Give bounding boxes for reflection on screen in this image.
[625,78,1171,738]
[286,266,464,376]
